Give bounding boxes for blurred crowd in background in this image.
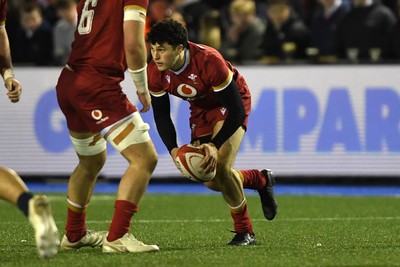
[5,0,400,66]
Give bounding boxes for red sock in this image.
[230,202,253,234]
[239,169,267,190]
[107,200,138,242]
[66,207,87,243]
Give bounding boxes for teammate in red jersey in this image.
[147,19,278,245]
[0,0,59,259]
[56,0,159,253]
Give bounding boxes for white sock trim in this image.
[67,198,84,209]
[228,197,246,210]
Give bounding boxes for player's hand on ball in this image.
[175,144,216,182]
[198,143,218,174]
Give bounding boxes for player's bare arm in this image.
[0,27,21,103]
[123,9,150,113]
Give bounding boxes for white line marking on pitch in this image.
[83,216,400,224]
[2,217,400,224]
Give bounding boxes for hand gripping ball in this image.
[175,144,216,182]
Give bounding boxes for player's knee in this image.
[209,165,236,190]
[215,163,230,179]
[204,164,228,191]
[146,150,158,172]
[204,180,222,191]
[70,135,107,173]
[105,114,151,153]
[78,152,106,173]
[131,146,158,174]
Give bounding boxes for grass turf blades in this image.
[0,194,399,266]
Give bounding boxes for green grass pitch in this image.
[0,193,399,266]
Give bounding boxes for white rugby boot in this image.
[28,195,60,259]
[102,233,159,253]
[60,230,106,250]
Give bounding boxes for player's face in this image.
[150,43,184,71]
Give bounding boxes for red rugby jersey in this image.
[67,0,148,77]
[148,42,251,114]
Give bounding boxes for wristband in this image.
[128,64,149,94]
[2,68,14,81]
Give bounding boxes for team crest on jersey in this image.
[177,84,197,98]
[188,74,197,84]
[220,107,227,115]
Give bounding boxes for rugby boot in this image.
[258,169,278,220]
[102,233,159,253]
[60,230,106,250]
[228,232,256,246]
[28,195,60,259]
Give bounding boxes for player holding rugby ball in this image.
[147,19,278,245]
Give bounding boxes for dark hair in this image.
[146,18,188,48]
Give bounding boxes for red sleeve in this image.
[147,61,166,96]
[203,51,233,93]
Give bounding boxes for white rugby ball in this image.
[175,144,216,182]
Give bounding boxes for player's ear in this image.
[176,44,184,53]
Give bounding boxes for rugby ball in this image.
[175,144,216,182]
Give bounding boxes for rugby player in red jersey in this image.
[147,19,278,245]
[56,0,159,253]
[0,0,59,259]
